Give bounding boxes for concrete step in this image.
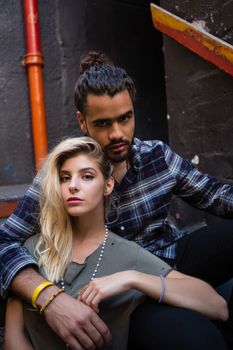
[0,184,30,220]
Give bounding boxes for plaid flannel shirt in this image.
[1,137,233,296]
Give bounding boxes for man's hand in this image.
[11,267,111,349]
[44,291,112,350]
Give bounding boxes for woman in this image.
[5,137,228,350]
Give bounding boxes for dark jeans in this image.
[128,300,228,350]
[176,220,233,287]
[128,220,233,349]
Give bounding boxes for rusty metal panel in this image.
[151,3,233,76]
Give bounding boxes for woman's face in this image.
[59,153,114,219]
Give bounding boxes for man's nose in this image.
[109,122,123,140]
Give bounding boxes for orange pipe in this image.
[22,0,48,170]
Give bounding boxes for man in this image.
[0,51,233,349]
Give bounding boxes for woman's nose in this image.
[69,179,79,192]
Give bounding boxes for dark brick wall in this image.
[160,0,233,226]
[0,0,167,186]
[160,0,233,179]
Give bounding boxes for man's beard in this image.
[104,140,132,163]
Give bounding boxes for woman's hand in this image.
[78,271,134,311]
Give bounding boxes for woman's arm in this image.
[5,297,34,350]
[79,270,228,321]
[134,269,228,320]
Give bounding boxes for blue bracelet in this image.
[158,275,166,303]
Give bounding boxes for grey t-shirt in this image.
[23,232,172,350]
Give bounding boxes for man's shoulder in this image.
[133,137,167,154]
[132,138,169,166]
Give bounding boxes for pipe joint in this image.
[22,53,44,67]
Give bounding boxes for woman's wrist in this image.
[128,271,162,300]
[124,270,142,290]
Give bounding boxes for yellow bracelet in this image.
[39,289,64,315]
[32,281,54,309]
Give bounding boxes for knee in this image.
[162,308,227,350]
[129,303,227,350]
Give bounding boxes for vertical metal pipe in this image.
[22,0,48,170]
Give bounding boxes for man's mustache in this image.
[105,139,130,148]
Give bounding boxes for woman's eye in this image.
[60,175,70,182]
[82,174,94,180]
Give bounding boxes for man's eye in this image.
[119,115,130,122]
[94,121,109,127]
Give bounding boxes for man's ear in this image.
[104,176,115,196]
[77,111,87,134]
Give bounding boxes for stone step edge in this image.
[0,184,30,218]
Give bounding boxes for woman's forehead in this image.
[60,153,100,171]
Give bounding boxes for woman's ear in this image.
[104,176,114,196]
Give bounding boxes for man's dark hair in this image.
[74,51,136,115]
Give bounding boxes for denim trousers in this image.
[128,220,233,350]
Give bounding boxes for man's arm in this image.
[0,176,41,297]
[163,142,233,217]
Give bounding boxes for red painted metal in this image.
[23,0,41,53]
[0,201,19,218]
[150,3,233,77]
[22,0,48,170]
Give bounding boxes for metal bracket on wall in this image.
[150,3,233,77]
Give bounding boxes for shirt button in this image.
[120,226,125,230]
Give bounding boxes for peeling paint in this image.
[223,0,233,8]
[191,155,200,165]
[192,20,209,33]
[210,12,214,24]
[188,69,219,83]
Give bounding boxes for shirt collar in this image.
[129,137,142,172]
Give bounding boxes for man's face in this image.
[78,90,135,163]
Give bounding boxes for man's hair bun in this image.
[79,51,114,74]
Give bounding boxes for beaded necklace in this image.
[60,226,109,291]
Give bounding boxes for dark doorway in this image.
[58,0,168,142]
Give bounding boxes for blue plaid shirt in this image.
[1,137,233,296]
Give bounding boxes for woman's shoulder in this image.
[24,233,41,254]
[108,231,141,250]
[108,231,172,275]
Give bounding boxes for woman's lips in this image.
[67,197,83,204]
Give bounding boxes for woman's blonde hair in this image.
[35,136,113,282]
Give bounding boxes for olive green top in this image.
[23,232,172,350]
